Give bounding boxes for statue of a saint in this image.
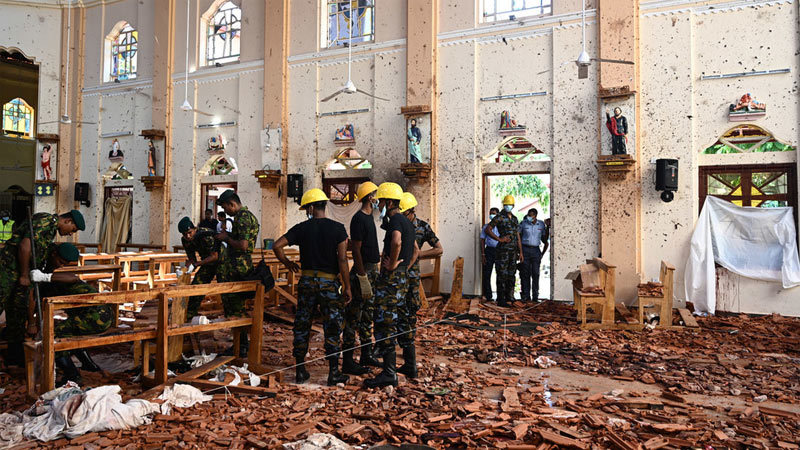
[605,107,628,155]
[407,118,422,163]
[147,140,157,176]
[109,138,124,160]
[41,144,52,180]
[730,93,766,112]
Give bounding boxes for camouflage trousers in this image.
[373,266,409,356]
[216,253,253,317]
[0,259,29,345]
[342,264,378,349]
[188,264,218,319]
[292,276,345,359]
[397,264,422,349]
[45,282,112,358]
[495,247,518,303]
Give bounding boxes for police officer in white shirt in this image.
[480,207,500,302]
[517,208,549,302]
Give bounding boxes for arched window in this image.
[703,124,795,154]
[486,136,551,163]
[205,1,241,65]
[106,23,138,81]
[326,0,374,47]
[2,98,35,138]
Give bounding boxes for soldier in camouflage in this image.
[0,210,84,366]
[273,188,351,386]
[31,243,111,383]
[364,183,419,389]
[178,217,220,319]
[485,195,523,307]
[397,192,443,379]
[216,190,260,357]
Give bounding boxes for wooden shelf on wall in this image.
[599,86,636,100]
[140,176,165,191]
[140,129,166,140]
[597,155,635,181]
[254,170,281,189]
[400,163,432,181]
[36,133,60,143]
[400,105,432,117]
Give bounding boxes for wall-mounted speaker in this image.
[286,174,303,204]
[74,182,91,207]
[655,159,678,202]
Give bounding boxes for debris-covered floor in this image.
[2,300,799,449]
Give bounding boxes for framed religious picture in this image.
[405,114,431,164]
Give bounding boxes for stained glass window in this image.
[2,98,34,138]
[700,165,796,210]
[483,0,552,22]
[207,1,241,65]
[327,0,374,47]
[110,24,138,81]
[703,125,795,154]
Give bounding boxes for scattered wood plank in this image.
[677,308,699,328]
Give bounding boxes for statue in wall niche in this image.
[41,144,53,181]
[730,93,766,113]
[335,124,355,142]
[499,110,525,130]
[208,135,225,152]
[147,139,157,176]
[605,107,628,155]
[109,139,124,161]
[407,118,422,163]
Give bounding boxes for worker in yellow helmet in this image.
[397,192,442,379]
[273,188,352,386]
[364,182,419,389]
[483,194,522,307]
[341,181,381,375]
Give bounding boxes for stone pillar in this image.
[597,0,641,302]
[260,0,290,240]
[149,0,176,246]
[405,0,438,226]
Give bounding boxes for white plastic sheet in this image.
[685,196,800,315]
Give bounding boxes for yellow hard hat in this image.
[375,182,403,201]
[502,195,515,205]
[299,188,329,209]
[356,181,378,202]
[399,192,418,213]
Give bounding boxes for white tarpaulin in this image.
[685,196,800,315]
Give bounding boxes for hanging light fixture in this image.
[180,0,192,111]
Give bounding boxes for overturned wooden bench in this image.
[566,257,617,329]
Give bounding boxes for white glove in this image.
[357,274,373,299]
[30,269,52,283]
[187,264,195,273]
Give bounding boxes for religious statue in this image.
[499,110,524,129]
[335,124,355,142]
[108,138,124,160]
[605,107,628,155]
[208,135,225,152]
[730,93,766,112]
[407,118,422,163]
[147,140,157,176]
[41,144,52,181]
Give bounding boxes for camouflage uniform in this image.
[397,219,439,349]
[182,227,220,318]
[216,207,259,316]
[0,213,58,345]
[342,264,378,349]
[293,276,346,359]
[373,267,409,355]
[488,212,520,305]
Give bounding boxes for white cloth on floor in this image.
[685,196,800,315]
[158,384,213,413]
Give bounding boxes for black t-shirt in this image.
[382,213,415,267]
[349,211,380,264]
[284,218,348,275]
[198,218,218,230]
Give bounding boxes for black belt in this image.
[523,244,541,248]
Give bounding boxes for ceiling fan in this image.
[321,11,388,102]
[538,0,634,79]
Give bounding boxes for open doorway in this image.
[482,172,552,301]
[202,182,236,232]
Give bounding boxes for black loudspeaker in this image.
[74,182,91,207]
[655,159,678,203]
[286,174,303,203]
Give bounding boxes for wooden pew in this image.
[637,261,676,327]
[568,258,617,329]
[75,243,102,253]
[116,243,167,253]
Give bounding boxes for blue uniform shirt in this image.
[480,224,499,248]
[519,218,547,247]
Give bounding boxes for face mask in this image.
[525,216,533,222]
[379,206,387,219]
[371,199,379,210]
[2,217,8,221]
[307,214,314,220]
[489,214,496,220]
[503,205,513,213]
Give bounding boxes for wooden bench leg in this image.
[24,343,37,399]
[638,297,644,325]
[42,302,55,394]
[142,340,151,376]
[248,284,264,368]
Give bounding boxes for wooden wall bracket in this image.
[140,129,166,140]
[140,176,165,191]
[254,170,282,189]
[597,155,635,181]
[400,163,432,181]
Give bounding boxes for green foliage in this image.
[490,175,550,214]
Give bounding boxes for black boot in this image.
[238,331,249,358]
[342,349,368,375]
[360,343,381,368]
[55,354,81,385]
[295,357,310,384]
[72,349,101,372]
[397,345,417,379]
[326,355,349,386]
[363,348,398,389]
